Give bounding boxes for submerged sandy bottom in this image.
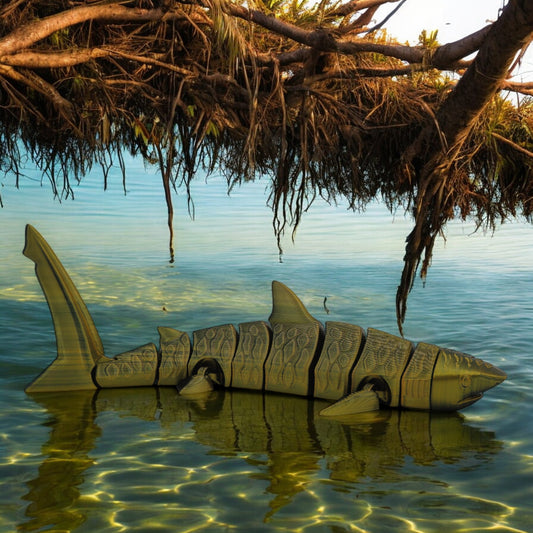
[1,162,532,532]
[3,385,530,533]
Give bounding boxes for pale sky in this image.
[385,0,505,43]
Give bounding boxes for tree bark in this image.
[438,0,533,146]
[0,4,167,57]
[396,0,533,333]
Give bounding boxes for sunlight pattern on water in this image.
[1,157,532,532]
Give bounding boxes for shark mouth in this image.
[458,393,483,410]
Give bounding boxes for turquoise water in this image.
[1,158,532,532]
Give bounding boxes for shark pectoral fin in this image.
[178,367,214,396]
[24,225,107,393]
[319,386,380,417]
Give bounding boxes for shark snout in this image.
[431,349,507,411]
[471,363,507,391]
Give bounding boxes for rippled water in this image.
[1,158,532,532]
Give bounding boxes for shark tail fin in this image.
[24,225,106,393]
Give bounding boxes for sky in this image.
[385,0,505,43]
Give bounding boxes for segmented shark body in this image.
[23,225,506,415]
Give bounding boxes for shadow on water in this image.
[20,388,504,532]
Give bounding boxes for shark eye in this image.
[460,374,472,389]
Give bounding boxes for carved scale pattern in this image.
[158,328,191,386]
[264,322,322,396]
[401,342,439,410]
[350,328,413,407]
[314,322,364,400]
[231,321,271,390]
[189,324,238,387]
[95,343,158,388]
[437,347,493,372]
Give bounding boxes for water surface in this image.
[1,159,532,532]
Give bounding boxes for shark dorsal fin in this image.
[24,225,106,392]
[269,281,320,326]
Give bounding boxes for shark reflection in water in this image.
[21,388,504,531]
[23,225,506,415]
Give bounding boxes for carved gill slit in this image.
[91,366,101,389]
[260,325,273,392]
[428,348,441,410]
[153,346,162,387]
[306,329,325,398]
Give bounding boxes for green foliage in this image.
[49,28,69,48]
[418,29,439,48]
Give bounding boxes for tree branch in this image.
[396,0,533,332]
[502,80,533,95]
[0,0,496,80]
[492,131,533,158]
[0,0,26,19]
[432,26,492,68]
[331,0,398,17]
[303,64,427,81]
[364,0,408,34]
[222,1,496,71]
[0,4,169,57]
[108,49,194,77]
[0,64,75,120]
[437,0,533,144]
[0,49,110,68]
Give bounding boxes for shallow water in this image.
[1,158,532,532]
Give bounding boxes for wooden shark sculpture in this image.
[23,224,506,415]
